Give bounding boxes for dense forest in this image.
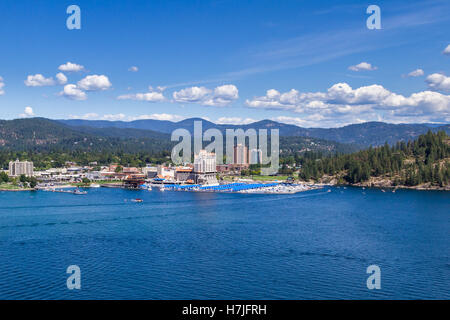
[0,150,172,170]
[299,131,450,187]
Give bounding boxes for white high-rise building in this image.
[193,150,218,185]
[9,160,34,177]
[194,150,216,173]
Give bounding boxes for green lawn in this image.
[240,175,290,181]
[0,183,23,190]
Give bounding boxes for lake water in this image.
[0,187,449,299]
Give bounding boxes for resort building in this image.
[8,160,34,177]
[193,150,218,185]
[250,149,263,164]
[234,144,249,165]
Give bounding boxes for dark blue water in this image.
[0,187,449,299]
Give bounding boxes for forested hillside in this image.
[299,131,450,188]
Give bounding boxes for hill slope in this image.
[59,118,450,147]
[0,118,357,155]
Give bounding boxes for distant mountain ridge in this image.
[59,118,450,147]
[0,118,356,155]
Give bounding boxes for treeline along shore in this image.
[297,131,450,190]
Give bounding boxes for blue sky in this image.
[0,0,449,127]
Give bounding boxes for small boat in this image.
[90,183,100,188]
[73,189,87,195]
[160,187,166,192]
[147,186,152,191]
[327,189,332,193]
[131,198,143,203]
[381,189,386,193]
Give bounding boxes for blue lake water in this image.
[0,187,449,300]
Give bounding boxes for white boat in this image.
[147,186,152,191]
[73,189,87,195]
[160,187,166,192]
[90,183,100,188]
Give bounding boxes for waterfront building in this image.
[193,150,218,185]
[250,149,263,164]
[175,166,194,182]
[234,144,248,165]
[142,166,158,179]
[157,165,175,180]
[8,160,34,177]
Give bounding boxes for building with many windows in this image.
[250,149,263,165]
[9,160,34,177]
[193,150,218,185]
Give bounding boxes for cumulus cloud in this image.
[19,106,35,118]
[60,84,87,100]
[0,76,4,95]
[348,62,377,72]
[215,117,257,125]
[24,74,55,87]
[117,86,165,102]
[443,44,450,55]
[69,113,185,122]
[128,66,139,72]
[56,72,68,85]
[426,73,450,93]
[173,86,211,103]
[117,92,165,102]
[77,75,112,91]
[246,82,450,126]
[172,84,239,106]
[407,69,424,77]
[129,113,185,121]
[58,62,84,72]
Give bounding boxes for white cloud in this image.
[407,69,424,77]
[129,113,185,121]
[246,82,450,126]
[173,86,211,103]
[60,84,87,100]
[102,114,127,121]
[443,44,450,55]
[215,117,256,125]
[117,92,165,102]
[69,113,185,122]
[128,66,139,72]
[348,62,377,72]
[0,76,4,95]
[58,62,84,72]
[24,74,55,87]
[172,84,239,106]
[56,72,68,85]
[77,75,112,91]
[19,106,35,118]
[117,87,165,102]
[426,73,450,93]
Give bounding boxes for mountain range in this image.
[59,118,450,147]
[1,118,449,156]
